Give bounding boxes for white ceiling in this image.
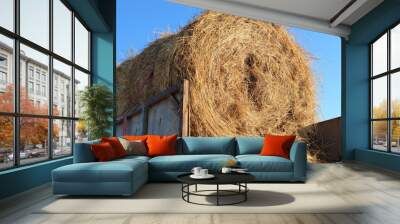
[229,0,352,22]
[170,0,384,38]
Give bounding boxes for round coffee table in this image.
[177,173,255,206]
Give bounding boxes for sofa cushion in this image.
[101,137,127,158]
[181,137,235,155]
[119,138,147,156]
[260,135,296,159]
[147,135,177,157]
[53,158,147,183]
[91,142,118,161]
[236,155,293,172]
[149,154,235,172]
[235,137,263,155]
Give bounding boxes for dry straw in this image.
[117,11,316,138]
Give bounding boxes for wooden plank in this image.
[115,85,180,125]
[147,97,180,135]
[127,114,143,135]
[143,85,180,108]
[181,79,190,136]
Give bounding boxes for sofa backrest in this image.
[181,137,236,155]
[235,136,264,155]
[74,136,268,162]
[73,139,100,163]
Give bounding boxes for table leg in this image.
[195,184,198,192]
[245,183,247,201]
[187,184,190,202]
[217,184,219,206]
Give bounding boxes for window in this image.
[0,116,13,170]
[53,120,72,158]
[53,0,72,60]
[74,18,90,70]
[28,67,34,80]
[53,59,72,117]
[20,117,49,165]
[28,81,34,94]
[74,69,89,118]
[54,89,58,102]
[36,84,40,95]
[391,24,400,70]
[0,55,7,67]
[0,0,14,32]
[42,85,46,97]
[0,54,8,88]
[0,71,6,85]
[371,23,400,154]
[35,70,41,81]
[0,0,91,170]
[20,0,49,48]
[0,34,13,112]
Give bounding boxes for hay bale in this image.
[117,11,316,137]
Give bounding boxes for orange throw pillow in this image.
[91,142,117,161]
[146,135,177,157]
[123,135,148,141]
[101,137,126,158]
[260,135,296,159]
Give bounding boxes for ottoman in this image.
[52,157,148,196]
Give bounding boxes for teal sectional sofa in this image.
[52,137,307,196]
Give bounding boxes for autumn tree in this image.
[0,85,59,152]
[0,85,14,150]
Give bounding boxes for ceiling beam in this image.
[330,0,368,27]
[170,0,351,37]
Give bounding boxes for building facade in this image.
[0,41,74,156]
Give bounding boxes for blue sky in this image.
[117,0,341,121]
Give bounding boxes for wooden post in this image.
[181,79,190,136]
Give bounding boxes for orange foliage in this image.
[0,85,59,149]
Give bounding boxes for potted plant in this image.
[79,84,113,140]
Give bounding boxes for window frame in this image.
[370,22,400,154]
[0,0,92,171]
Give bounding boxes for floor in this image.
[0,162,400,224]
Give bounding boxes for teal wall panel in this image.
[342,43,370,160]
[355,149,400,172]
[0,158,72,199]
[92,32,114,88]
[343,0,400,171]
[91,32,115,135]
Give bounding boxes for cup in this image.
[200,169,208,176]
[221,167,232,174]
[191,167,202,176]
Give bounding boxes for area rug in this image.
[37,183,362,214]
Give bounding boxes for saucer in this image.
[190,174,215,179]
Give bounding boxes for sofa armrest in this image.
[73,140,99,163]
[289,141,307,181]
